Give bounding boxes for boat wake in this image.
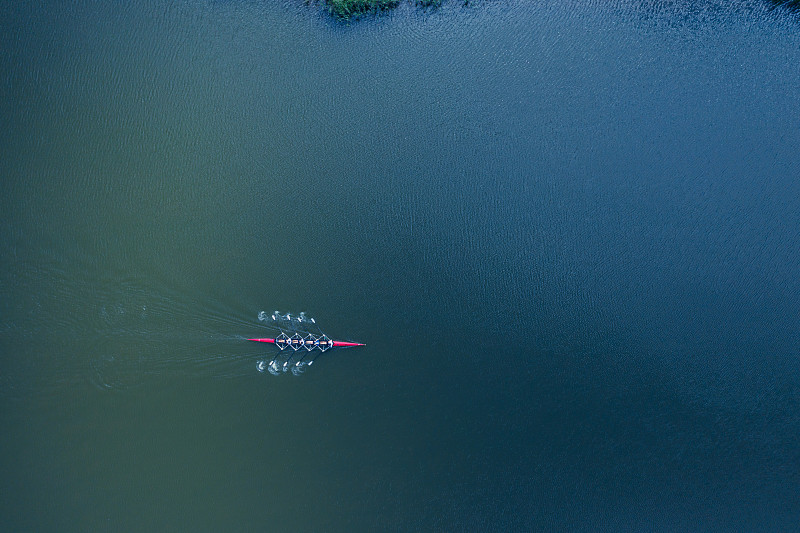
[1,260,270,396]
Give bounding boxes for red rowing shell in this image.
[248,338,365,347]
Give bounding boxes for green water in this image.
[2,1,800,530]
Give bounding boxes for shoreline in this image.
[322,0,446,20]
[320,0,800,21]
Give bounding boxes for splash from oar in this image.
[250,311,365,375]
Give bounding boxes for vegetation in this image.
[320,0,454,20]
[321,0,800,21]
[324,0,400,19]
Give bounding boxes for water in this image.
[2,0,799,529]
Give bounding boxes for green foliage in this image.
[324,0,400,19]
[321,0,800,21]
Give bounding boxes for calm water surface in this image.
[2,0,799,530]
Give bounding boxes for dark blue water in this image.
[2,0,799,530]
